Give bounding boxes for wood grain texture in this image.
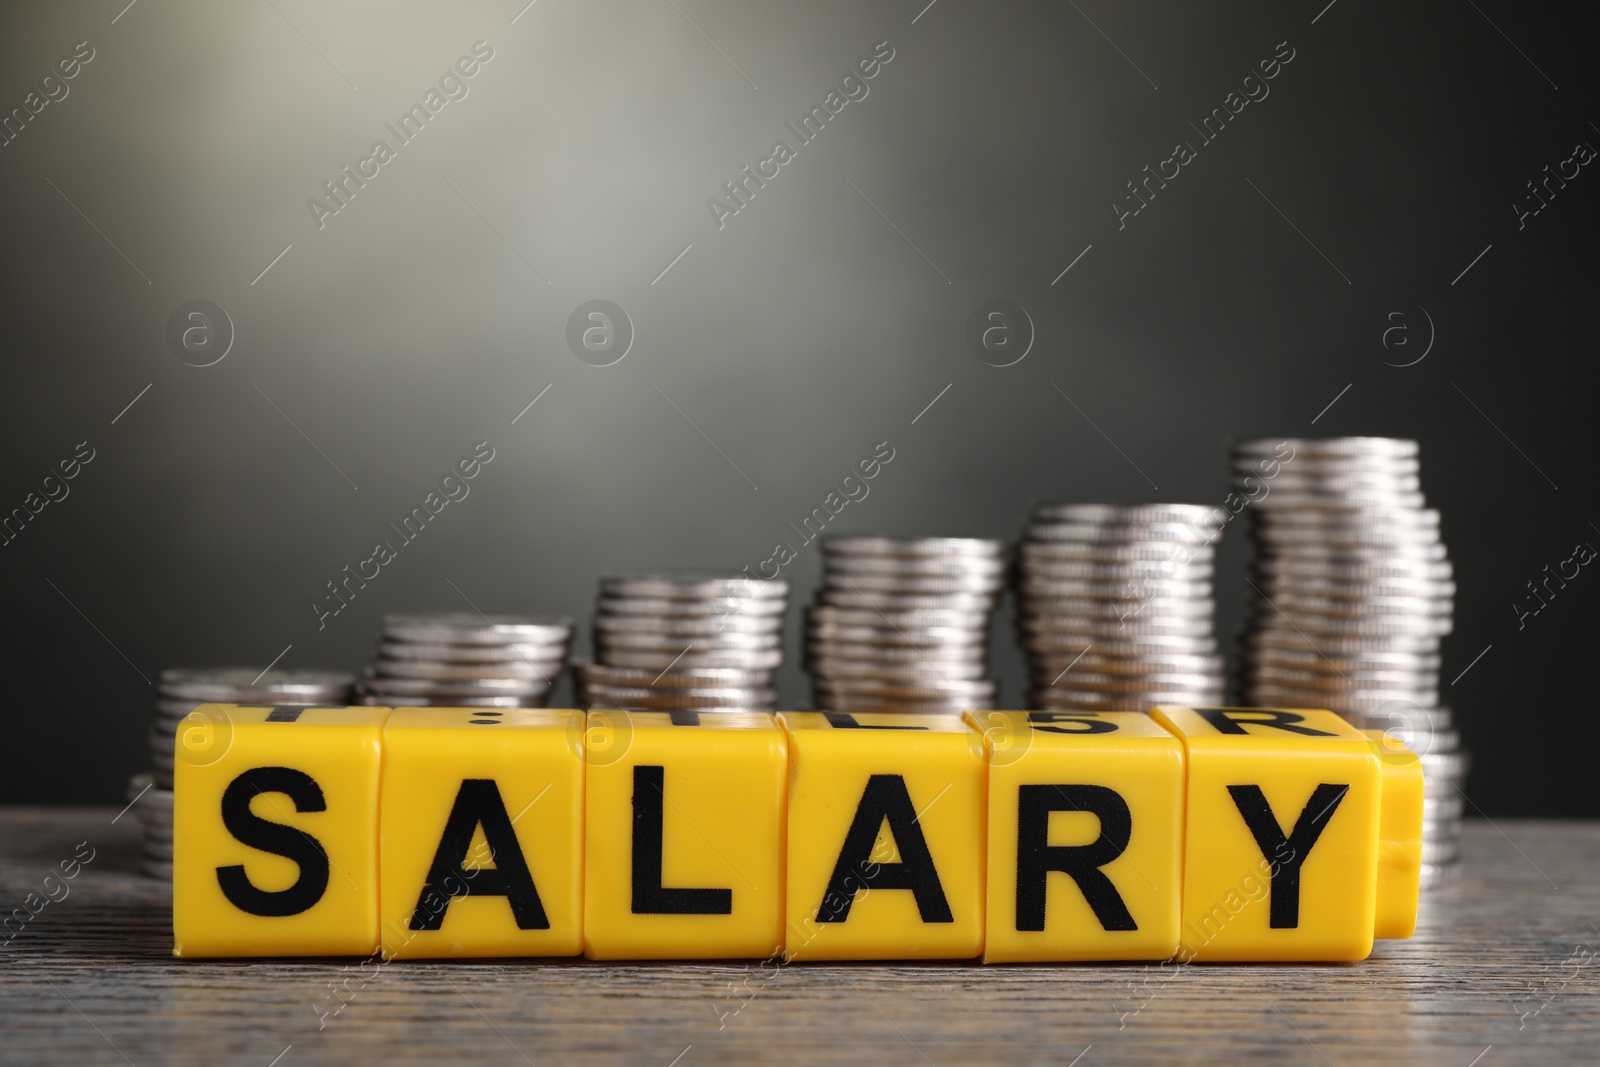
[1,807,1596,1066]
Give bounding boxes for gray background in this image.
[0,0,1593,814]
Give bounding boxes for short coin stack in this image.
[136,666,354,880]
[807,537,1005,715]
[576,572,788,712]
[1016,504,1228,711]
[1233,436,1464,885]
[359,614,573,707]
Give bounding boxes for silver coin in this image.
[1251,665,1437,690]
[593,613,784,636]
[818,589,1000,613]
[1251,613,1451,637]
[376,639,569,662]
[807,623,990,648]
[1033,690,1220,712]
[1037,652,1224,676]
[1021,635,1220,658]
[1234,437,1419,459]
[809,656,990,682]
[1019,541,1218,564]
[595,629,781,652]
[575,662,774,690]
[1253,491,1431,511]
[1018,577,1214,600]
[807,637,988,663]
[823,571,1005,595]
[1019,596,1215,619]
[1257,505,1439,526]
[1019,616,1217,639]
[1247,647,1442,672]
[808,605,991,630]
[822,536,1006,559]
[1253,576,1457,599]
[580,684,778,709]
[1029,522,1227,545]
[357,694,530,707]
[159,667,353,704]
[826,554,1009,579]
[600,647,784,670]
[1255,557,1453,580]
[361,675,553,696]
[599,572,789,601]
[1054,669,1222,691]
[380,614,572,646]
[1263,593,1452,617]
[1031,503,1229,527]
[369,659,563,681]
[597,595,787,618]
[1019,558,1214,582]
[814,678,997,701]
[1245,472,1422,492]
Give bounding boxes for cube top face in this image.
[387,706,584,733]
[380,708,585,959]
[967,710,1178,766]
[589,709,779,733]
[583,711,787,960]
[1152,705,1383,962]
[783,710,985,960]
[172,705,389,958]
[779,710,976,736]
[1152,705,1372,752]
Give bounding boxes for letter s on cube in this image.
[969,710,1182,962]
[779,712,985,961]
[379,708,585,959]
[1150,706,1409,962]
[172,705,389,957]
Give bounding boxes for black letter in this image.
[216,767,330,917]
[1015,784,1136,932]
[823,713,924,731]
[1226,783,1348,928]
[632,766,732,914]
[1193,708,1336,737]
[819,774,952,924]
[409,779,548,931]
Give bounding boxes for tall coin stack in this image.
[1233,436,1464,885]
[1016,504,1228,711]
[359,613,573,707]
[135,667,354,880]
[576,572,788,712]
[807,537,1005,715]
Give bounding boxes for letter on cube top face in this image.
[379,708,586,959]
[968,711,1183,963]
[172,704,389,958]
[777,712,985,961]
[583,711,787,960]
[1150,706,1386,962]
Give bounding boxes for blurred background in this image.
[0,0,1593,814]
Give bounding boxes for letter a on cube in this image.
[779,712,985,960]
[1151,706,1400,962]
[172,704,388,957]
[380,708,585,958]
[969,710,1183,962]
[583,711,787,959]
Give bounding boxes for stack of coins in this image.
[575,572,788,711]
[136,666,354,880]
[806,537,1005,714]
[1016,504,1228,711]
[1233,436,1464,885]
[359,614,573,707]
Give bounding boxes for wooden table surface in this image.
[1,808,1596,1066]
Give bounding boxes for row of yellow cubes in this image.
[172,705,1423,962]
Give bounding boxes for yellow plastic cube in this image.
[583,710,787,960]
[1365,729,1424,939]
[379,708,585,958]
[968,710,1183,962]
[1150,706,1383,962]
[779,711,985,961]
[172,704,388,957]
